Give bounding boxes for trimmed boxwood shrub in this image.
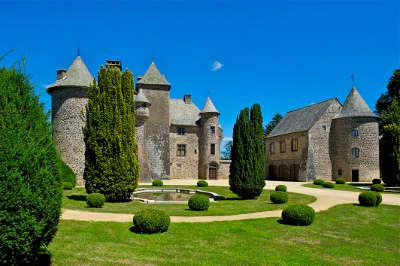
[188,195,210,211]
[371,184,384,192]
[197,180,208,187]
[86,193,105,208]
[270,191,288,204]
[63,182,73,190]
[275,185,287,192]
[133,209,170,233]
[281,204,315,226]
[313,179,324,185]
[323,182,335,188]
[359,191,382,207]
[335,177,346,184]
[372,179,382,185]
[152,179,163,186]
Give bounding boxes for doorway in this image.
[352,169,359,182]
[209,164,217,180]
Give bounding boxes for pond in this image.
[132,188,224,204]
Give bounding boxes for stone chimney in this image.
[137,76,142,82]
[106,60,122,70]
[56,69,67,80]
[184,94,192,104]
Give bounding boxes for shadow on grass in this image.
[129,226,168,234]
[66,194,87,201]
[277,219,313,227]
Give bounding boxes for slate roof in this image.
[170,98,201,126]
[47,56,93,92]
[335,87,379,119]
[135,89,151,105]
[268,98,339,138]
[137,62,170,85]
[200,97,219,114]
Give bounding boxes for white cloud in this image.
[222,137,232,142]
[211,60,223,71]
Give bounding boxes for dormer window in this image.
[178,127,185,135]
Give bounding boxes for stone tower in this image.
[47,56,93,185]
[135,89,151,182]
[136,62,171,179]
[330,87,380,182]
[199,97,221,179]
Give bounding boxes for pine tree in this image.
[84,66,139,202]
[250,104,266,192]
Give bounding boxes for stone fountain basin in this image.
[132,188,224,204]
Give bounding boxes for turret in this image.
[135,89,151,181]
[47,55,93,185]
[135,89,151,125]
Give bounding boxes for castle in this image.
[264,87,380,182]
[47,56,230,185]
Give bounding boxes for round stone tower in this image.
[47,56,93,185]
[198,97,221,179]
[135,89,152,181]
[330,87,380,182]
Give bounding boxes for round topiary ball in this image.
[371,184,384,192]
[313,179,324,185]
[62,182,73,190]
[197,180,208,187]
[270,191,288,204]
[133,209,170,234]
[188,195,210,211]
[335,177,346,184]
[275,185,287,192]
[375,193,382,206]
[323,182,335,188]
[86,193,105,208]
[372,179,382,185]
[152,179,163,187]
[282,204,315,226]
[359,191,381,207]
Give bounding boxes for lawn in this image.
[50,204,400,265]
[62,186,315,216]
[303,183,398,193]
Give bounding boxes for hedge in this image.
[372,179,382,185]
[335,177,346,184]
[133,209,170,233]
[281,204,315,226]
[62,182,73,190]
[188,195,210,211]
[197,180,208,187]
[86,193,105,208]
[152,179,163,187]
[275,185,287,192]
[270,191,288,204]
[371,184,384,192]
[359,191,382,207]
[313,179,324,185]
[323,182,335,188]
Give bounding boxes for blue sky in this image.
[1,0,399,142]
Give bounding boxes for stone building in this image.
[48,55,230,185]
[265,87,379,182]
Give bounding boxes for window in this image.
[291,138,298,152]
[210,144,216,155]
[177,127,185,135]
[352,129,359,137]
[270,142,275,154]
[351,147,360,158]
[210,126,216,135]
[338,169,342,176]
[322,125,327,130]
[280,141,286,153]
[177,144,186,157]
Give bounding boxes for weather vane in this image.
[351,74,355,87]
[77,48,80,57]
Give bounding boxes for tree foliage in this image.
[264,113,283,136]
[83,66,139,202]
[376,69,400,115]
[221,140,232,160]
[0,66,62,264]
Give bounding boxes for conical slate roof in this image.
[335,87,378,119]
[137,62,170,85]
[200,96,219,114]
[135,89,151,105]
[47,56,93,92]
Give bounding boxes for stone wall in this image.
[51,87,88,185]
[198,113,220,179]
[217,160,231,179]
[169,125,199,179]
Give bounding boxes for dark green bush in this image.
[323,182,335,188]
[63,182,73,190]
[335,177,346,184]
[188,195,210,211]
[275,185,287,192]
[133,209,170,233]
[270,191,288,204]
[86,193,105,208]
[197,180,208,187]
[57,158,76,187]
[152,179,163,186]
[0,66,62,264]
[359,191,382,207]
[372,179,382,185]
[313,179,324,185]
[371,184,384,192]
[281,204,315,226]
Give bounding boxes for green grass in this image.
[62,186,315,216]
[50,204,400,265]
[303,183,367,192]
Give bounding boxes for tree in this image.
[0,66,62,264]
[250,104,266,187]
[84,66,139,202]
[264,113,283,136]
[221,140,232,160]
[381,98,400,186]
[376,69,400,115]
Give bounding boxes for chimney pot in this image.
[57,69,67,80]
[184,95,192,104]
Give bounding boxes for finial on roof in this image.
[78,48,80,57]
[152,55,155,63]
[351,74,355,87]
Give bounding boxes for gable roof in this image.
[137,62,170,85]
[268,98,339,138]
[47,56,93,92]
[200,96,219,114]
[335,87,378,119]
[170,98,200,126]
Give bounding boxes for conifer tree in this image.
[84,66,139,202]
[250,104,266,191]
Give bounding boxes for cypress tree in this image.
[250,104,266,192]
[84,66,139,202]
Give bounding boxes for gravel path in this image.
[61,180,400,223]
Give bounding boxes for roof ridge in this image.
[287,98,339,114]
